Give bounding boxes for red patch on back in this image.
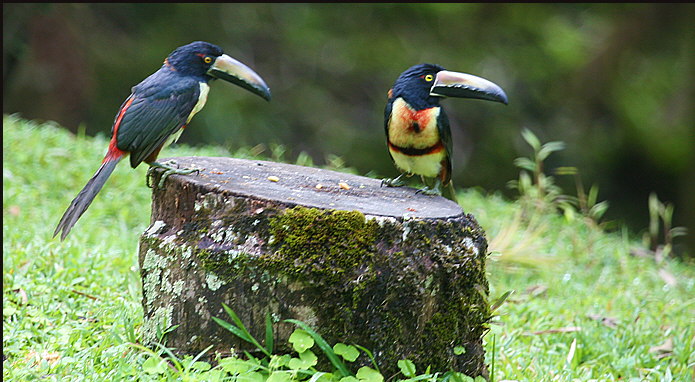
[103,97,133,163]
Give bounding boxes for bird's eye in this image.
[424,74,434,82]
[204,56,213,64]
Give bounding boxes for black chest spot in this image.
[411,122,421,133]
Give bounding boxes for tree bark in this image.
[139,156,490,378]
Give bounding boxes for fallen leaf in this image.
[587,314,618,329]
[531,327,582,335]
[658,269,677,286]
[24,350,61,366]
[315,184,323,189]
[210,171,224,175]
[649,338,673,359]
[524,284,548,298]
[338,182,351,190]
[41,351,61,364]
[406,208,417,212]
[12,288,28,305]
[654,246,666,264]
[268,176,280,182]
[629,247,652,258]
[72,289,99,300]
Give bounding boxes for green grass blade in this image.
[490,334,496,382]
[265,311,275,355]
[212,316,253,343]
[353,344,380,372]
[490,290,513,313]
[186,345,214,373]
[218,303,272,357]
[153,342,183,372]
[222,303,251,334]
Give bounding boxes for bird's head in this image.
[166,41,271,101]
[389,63,507,109]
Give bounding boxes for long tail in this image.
[444,181,459,204]
[54,156,122,240]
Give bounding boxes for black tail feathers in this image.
[444,181,458,204]
[53,158,121,240]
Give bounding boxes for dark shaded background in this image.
[4,4,694,255]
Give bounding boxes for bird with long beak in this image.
[382,63,507,200]
[54,41,271,240]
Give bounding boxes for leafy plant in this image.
[509,128,572,214]
[643,192,688,260]
[212,303,484,382]
[508,128,610,226]
[491,128,614,268]
[129,342,221,380]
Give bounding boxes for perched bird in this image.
[54,41,271,240]
[382,63,507,200]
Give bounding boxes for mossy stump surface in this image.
[139,156,490,378]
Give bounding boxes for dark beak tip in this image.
[499,90,509,105]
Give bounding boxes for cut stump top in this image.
[158,156,463,219]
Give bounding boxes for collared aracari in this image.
[53,41,271,240]
[382,63,508,200]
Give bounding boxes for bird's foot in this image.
[415,186,442,196]
[381,178,405,187]
[415,179,443,196]
[381,173,408,188]
[147,161,202,189]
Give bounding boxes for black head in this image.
[389,63,508,109]
[165,41,271,101]
[390,63,446,110]
[165,41,224,78]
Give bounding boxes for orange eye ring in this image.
[204,56,213,64]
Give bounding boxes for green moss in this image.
[193,206,382,299]
[197,247,255,280]
[265,206,379,284]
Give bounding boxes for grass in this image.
[3,114,694,381]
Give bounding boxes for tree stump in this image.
[139,156,490,378]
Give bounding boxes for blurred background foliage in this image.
[3,3,694,255]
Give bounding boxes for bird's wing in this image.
[436,110,453,184]
[114,74,201,168]
[384,96,396,162]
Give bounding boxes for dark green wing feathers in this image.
[436,109,453,184]
[115,74,201,168]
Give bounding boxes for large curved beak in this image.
[431,70,508,105]
[207,54,271,101]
